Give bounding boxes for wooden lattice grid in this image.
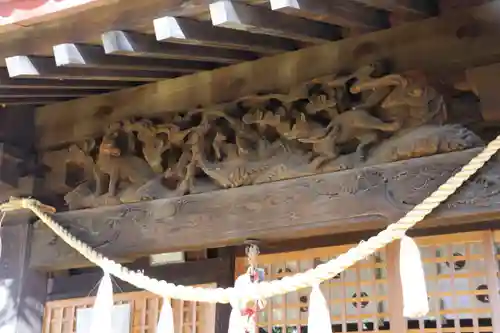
[236,231,500,333]
[236,244,391,332]
[43,285,216,333]
[407,231,497,333]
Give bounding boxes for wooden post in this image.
[0,221,48,333]
[215,247,235,333]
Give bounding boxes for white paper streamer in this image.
[156,298,175,333]
[89,271,113,333]
[228,274,254,333]
[400,236,429,318]
[308,284,332,333]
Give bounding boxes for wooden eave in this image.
[0,0,478,107]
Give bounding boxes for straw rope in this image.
[3,134,500,304]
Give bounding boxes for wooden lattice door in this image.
[43,286,216,333]
[235,231,500,333]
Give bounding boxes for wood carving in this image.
[31,148,500,270]
[40,63,485,210]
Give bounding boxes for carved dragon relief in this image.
[40,63,486,210]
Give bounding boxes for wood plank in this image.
[35,1,500,149]
[153,16,298,54]
[348,0,436,17]
[0,96,74,105]
[53,43,220,74]
[0,88,110,98]
[47,257,231,298]
[5,55,179,82]
[269,0,389,30]
[0,68,141,89]
[101,30,258,64]
[29,148,500,270]
[214,248,234,333]
[209,0,341,43]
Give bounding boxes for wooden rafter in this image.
[5,55,179,82]
[53,43,220,73]
[101,30,259,63]
[153,16,298,54]
[209,0,341,43]
[269,0,389,30]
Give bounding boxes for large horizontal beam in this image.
[29,149,500,270]
[35,1,500,149]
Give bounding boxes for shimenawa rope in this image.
[3,134,500,304]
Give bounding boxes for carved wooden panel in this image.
[236,231,500,333]
[42,286,216,333]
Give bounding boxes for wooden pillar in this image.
[215,248,235,333]
[0,104,47,333]
[0,220,48,333]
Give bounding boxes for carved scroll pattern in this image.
[40,64,485,210]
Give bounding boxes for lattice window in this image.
[43,287,216,333]
[236,231,500,333]
[408,231,495,333]
[236,245,391,333]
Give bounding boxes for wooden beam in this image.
[348,0,436,17]
[153,16,298,54]
[35,1,500,149]
[29,148,500,270]
[5,55,179,82]
[47,257,230,298]
[101,30,258,64]
[0,69,141,89]
[269,0,389,30]
[0,88,110,98]
[0,97,74,105]
[53,43,219,74]
[209,0,341,43]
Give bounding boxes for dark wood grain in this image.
[0,68,141,89]
[0,88,110,97]
[5,55,179,82]
[53,43,220,73]
[102,30,258,63]
[0,96,74,105]
[209,0,341,43]
[35,1,500,149]
[269,0,389,30]
[348,0,436,17]
[153,16,298,54]
[29,148,500,270]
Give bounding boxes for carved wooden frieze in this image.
[39,63,484,211]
